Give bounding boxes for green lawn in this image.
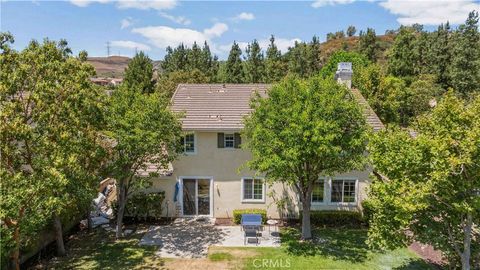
[41,226,436,270]
[238,227,436,270]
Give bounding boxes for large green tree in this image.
[450,11,480,97]
[367,93,480,269]
[358,28,379,62]
[0,35,107,269]
[106,84,182,239]
[243,39,265,83]
[264,35,287,83]
[388,26,418,77]
[225,41,244,83]
[244,76,369,239]
[123,51,155,94]
[429,22,452,89]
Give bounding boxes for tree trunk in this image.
[115,182,126,239]
[53,214,66,256]
[87,208,93,232]
[460,213,473,270]
[300,189,313,240]
[10,224,20,270]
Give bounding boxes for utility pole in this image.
[106,41,110,57]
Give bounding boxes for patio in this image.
[139,219,281,258]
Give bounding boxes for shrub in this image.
[361,199,375,225]
[125,191,165,220]
[301,210,363,227]
[232,209,267,224]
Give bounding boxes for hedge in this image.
[361,199,374,225]
[300,210,363,227]
[233,209,267,224]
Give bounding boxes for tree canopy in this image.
[367,92,480,269]
[244,76,369,239]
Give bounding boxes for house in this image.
[151,63,383,219]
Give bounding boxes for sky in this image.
[1,0,479,60]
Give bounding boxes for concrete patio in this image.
[139,219,281,258]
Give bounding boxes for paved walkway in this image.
[139,219,281,258]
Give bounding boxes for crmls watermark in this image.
[253,258,292,268]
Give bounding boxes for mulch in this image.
[409,241,446,269]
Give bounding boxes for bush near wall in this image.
[300,210,363,227]
[361,199,374,225]
[233,209,267,224]
[124,191,165,220]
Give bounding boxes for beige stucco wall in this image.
[149,131,371,219]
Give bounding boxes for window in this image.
[183,133,195,153]
[224,134,235,148]
[331,179,357,203]
[242,178,264,202]
[312,179,325,203]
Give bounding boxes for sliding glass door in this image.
[182,178,211,216]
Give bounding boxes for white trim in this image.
[240,177,266,203]
[311,177,327,205]
[328,177,358,206]
[179,176,214,217]
[183,132,197,155]
[224,133,235,148]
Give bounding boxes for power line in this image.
[106,41,110,57]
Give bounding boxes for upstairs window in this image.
[182,133,196,154]
[331,179,357,203]
[218,133,241,149]
[224,134,235,148]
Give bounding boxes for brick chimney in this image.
[334,62,353,89]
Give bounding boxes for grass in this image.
[42,227,167,270]
[38,226,436,270]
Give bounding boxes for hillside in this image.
[88,56,131,78]
[87,35,395,78]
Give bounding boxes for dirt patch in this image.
[215,218,234,226]
[163,248,258,270]
[409,242,446,268]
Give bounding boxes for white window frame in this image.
[241,177,266,203]
[329,177,358,205]
[183,132,197,155]
[311,178,327,205]
[224,133,235,148]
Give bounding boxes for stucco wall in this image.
[149,131,371,219]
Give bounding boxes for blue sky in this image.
[1,0,479,60]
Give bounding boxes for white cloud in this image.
[70,0,177,10]
[379,0,480,25]
[159,12,191,25]
[311,0,355,8]
[232,12,255,21]
[218,37,301,55]
[132,23,228,49]
[110,40,151,51]
[120,17,133,29]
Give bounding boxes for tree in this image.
[450,11,480,97]
[429,22,452,89]
[286,41,310,78]
[107,85,182,239]
[161,44,188,73]
[265,35,287,83]
[347,25,357,37]
[326,32,335,41]
[388,26,418,77]
[225,41,244,83]
[243,39,265,83]
[358,28,379,62]
[1,35,107,268]
[367,93,480,269]
[123,51,155,93]
[244,76,369,239]
[308,36,322,75]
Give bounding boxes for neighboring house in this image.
[151,64,383,219]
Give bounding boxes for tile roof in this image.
[171,84,384,132]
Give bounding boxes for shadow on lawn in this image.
[393,258,441,270]
[51,229,166,270]
[281,227,370,263]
